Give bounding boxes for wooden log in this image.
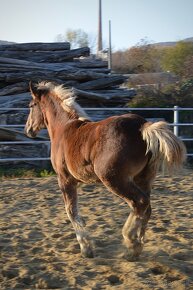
[0,42,70,51]
[73,88,136,102]
[0,57,108,73]
[0,71,57,82]
[0,92,31,109]
[79,68,110,74]
[0,60,74,73]
[73,88,112,101]
[91,88,136,98]
[0,57,47,70]
[0,127,48,141]
[73,59,108,68]
[57,70,108,81]
[38,60,108,70]
[0,63,110,74]
[0,69,108,83]
[0,82,28,96]
[44,47,89,62]
[77,75,127,90]
[0,79,80,95]
[0,47,90,62]
[0,65,41,72]
[0,57,107,68]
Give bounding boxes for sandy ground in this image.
[0,169,193,290]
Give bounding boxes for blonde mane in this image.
[37,81,90,121]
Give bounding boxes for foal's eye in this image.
[29,102,37,108]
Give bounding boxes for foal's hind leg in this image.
[133,165,156,244]
[101,165,151,257]
[121,182,151,259]
[100,176,150,259]
[121,197,151,259]
[121,166,157,259]
[58,175,93,258]
[122,165,157,258]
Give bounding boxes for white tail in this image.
[141,121,186,173]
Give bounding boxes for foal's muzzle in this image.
[24,126,37,138]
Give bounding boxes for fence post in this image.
[173,105,179,136]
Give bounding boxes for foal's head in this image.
[25,81,90,138]
[25,82,45,138]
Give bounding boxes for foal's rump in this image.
[93,114,186,181]
[93,114,149,180]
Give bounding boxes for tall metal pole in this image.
[108,20,112,71]
[97,0,103,54]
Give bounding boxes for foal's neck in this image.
[42,97,76,140]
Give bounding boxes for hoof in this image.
[81,247,94,258]
[121,248,139,261]
[125,251,140,262]
[123,240,143,261]
[133,241,143,257]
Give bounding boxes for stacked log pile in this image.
[0,42,135,166]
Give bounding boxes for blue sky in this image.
[0,0,193,51]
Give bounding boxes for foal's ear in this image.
[29,81,48,100]
[29,81,40,100]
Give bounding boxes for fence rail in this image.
[0,106,193,162]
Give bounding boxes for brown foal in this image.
[25,81,186,259]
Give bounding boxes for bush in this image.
[127,80,193,134]
[128,79,193,108]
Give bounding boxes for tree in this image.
[161,41,193,77]
[125,44,162,73]
[112,39,164,73]
[65,29,88,48]
[55,29,96,51]
[182,55,193,78]
[112,50,131,73]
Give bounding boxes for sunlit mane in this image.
[37,81,90,121]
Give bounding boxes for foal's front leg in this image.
[58,175,94,258]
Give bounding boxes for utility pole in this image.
[97,0,103,54]
[108,20,112,70]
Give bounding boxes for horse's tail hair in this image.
[141,121,186,173]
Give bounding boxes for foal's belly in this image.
[68,163,100,184]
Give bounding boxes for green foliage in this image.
[128,88,173,108]
[127,80,193,141]
[0,167,55,179]
[39,169,55,178]
[128,79,193,108]
[161,41,193,77]
[113,40,193,77]
[0,167,35,179]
